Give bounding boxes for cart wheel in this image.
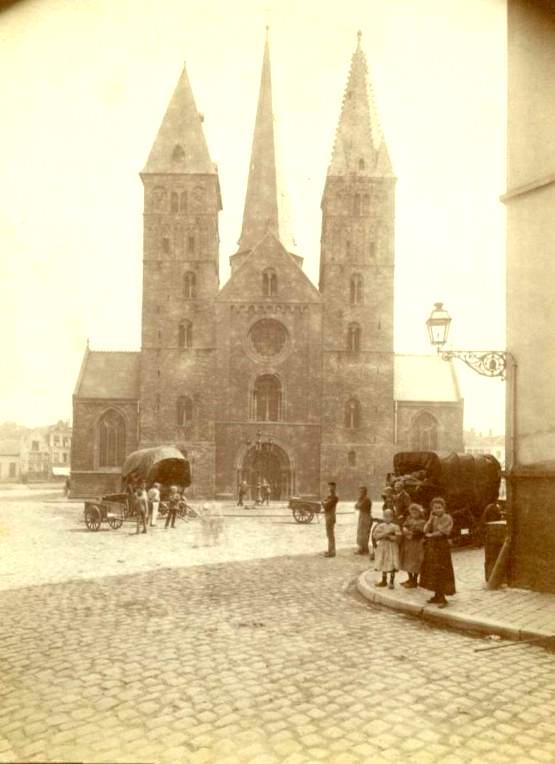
[293,506,314,524]
[107,515,123,530]
[85,505,102,531]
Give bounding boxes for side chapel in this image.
[71,33,463,499]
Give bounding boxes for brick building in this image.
[71,34,463,500]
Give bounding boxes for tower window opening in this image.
[162,237,170,254]
[178,320,192,349]
[345,240,351,257]
[172,144,185,162]
[180,191,188,212]
[350,273,363,305]
[353,194,361,216]
[176,396,193,425]
[188,235,195,254]
[345,399,361,430]
[362,194,370,216]
[359,159,365,170]
[171,192,179,213]
[252,374,282,422]
[262,268,278,297]
[347,322,361,352]
[348,449,357,466]
[183,271,196,300]
[369,242,376,258]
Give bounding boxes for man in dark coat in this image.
[322,482,339,558]
[354,485,373,555]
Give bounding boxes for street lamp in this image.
[426,302,512,380]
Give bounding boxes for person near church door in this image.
[322,482,339,558]
[237,480,248,507]
[262,479,271,505]
[354,485,372,555]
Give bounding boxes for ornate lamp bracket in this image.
[440,350,513,380]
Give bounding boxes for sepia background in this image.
[0,0,506,430]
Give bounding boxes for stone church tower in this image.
[319,32,396,496]
[70,33,463,500]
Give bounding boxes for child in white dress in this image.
[374,508,402,589]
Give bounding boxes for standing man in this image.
[354,485,373,555]
[322,481,339,558]
[134,481,148,535]
[262,479,271,505]
[147,482,160,527]
[237,480,248,507]
[392,479,411,527]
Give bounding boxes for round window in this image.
[248,319,288,358]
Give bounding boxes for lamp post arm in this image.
[439,350,515,380]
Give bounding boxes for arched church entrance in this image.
[239,443,292,501]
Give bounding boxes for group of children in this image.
[373,492,456,608]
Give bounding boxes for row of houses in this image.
[0,421,72,483]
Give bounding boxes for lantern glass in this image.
[426,302,452,349]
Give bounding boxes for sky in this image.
[0,0,507,431]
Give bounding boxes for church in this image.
[71,33,463,500]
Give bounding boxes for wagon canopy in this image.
[121,446,191,487]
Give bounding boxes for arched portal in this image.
[239,443,292,501]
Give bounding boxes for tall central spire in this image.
[235,30,295,255]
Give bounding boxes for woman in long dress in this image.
[419,497,456,608]
[400,503,426,588]
[374,509,402,589]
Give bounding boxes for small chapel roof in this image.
[74,350,140,400]
[327,31,394,179]
[395,354,462,403]
[233,29,296,257]
[143,64,217,176]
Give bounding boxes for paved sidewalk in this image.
[357,547,555,642]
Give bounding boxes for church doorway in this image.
[239,442,292,501]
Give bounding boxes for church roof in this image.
[395,354,462,403]
[74,350,140,400]
[234,30,295,256]
[327,32,394,179]
[143,64,217,175]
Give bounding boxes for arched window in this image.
[348,450,357,466]
[350,273,363,305]
[176,396,193,426]
[178,320,192,349]
[171,192,179,213]
[345,399,361,430]
[262,268,277,297]
[252,375,282,422]
[410,412,439,451]
[98,410,126,467]
[183,271,196,299]
[180,191,188,212]
[353,193,361,216]
[162,237,170,254]
[188,234,195,254]
[347,322,361,352]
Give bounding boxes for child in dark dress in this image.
[419,497,456,608]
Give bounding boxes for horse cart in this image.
[83,446,191,531]
[289,496,322,524]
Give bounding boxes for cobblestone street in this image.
[1,493,555,763]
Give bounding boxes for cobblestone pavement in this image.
[2,550,555,763]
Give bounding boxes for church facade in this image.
[71,35,463,500]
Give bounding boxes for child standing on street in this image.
[374,509,401,589]
[400,503,426,588]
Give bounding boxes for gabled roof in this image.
[395,354,462,403]
[327,32,394,179]
[234,30,295,257]
[0,439,20,456]
[143,64,217,176]
[74,350,140,400]
[219,231,320,303]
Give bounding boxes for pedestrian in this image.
[64,476,71,497]
[255,479,263,506]
[164,485,180,529]
[374,508,401,588]
[382,485,394,511]
[392,479,411,527]
[134,481,148,535]
[354,485,372,555]
[419,497,456,608]
[322,481,339,558]
[147,482,160,527]
[400,503,426,588]
[237,480,248,507]
[262,479,271,505]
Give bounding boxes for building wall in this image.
[506,0,555,591]
[0,455,20,482]
[396,401,464,453]
[70,398,139,497]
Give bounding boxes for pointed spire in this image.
[328,32,394,178]
[235,30,295,254]
[143,64,216,175]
